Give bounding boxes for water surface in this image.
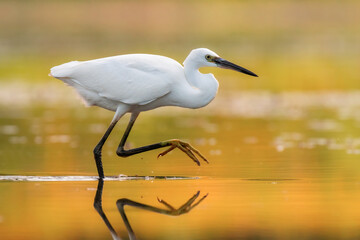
[1,85,360,239]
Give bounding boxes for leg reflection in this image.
[93,179,208,240]
[93,179,121,240]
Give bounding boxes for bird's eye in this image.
[205,55,212,61]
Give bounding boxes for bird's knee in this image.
[93,146,102,156]
[116,149,130,157]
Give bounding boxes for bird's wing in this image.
[52,54,183,105]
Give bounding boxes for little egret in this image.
[50,48,257,178]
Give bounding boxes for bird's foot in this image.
[157,139,209,165]
[157,191,208,215]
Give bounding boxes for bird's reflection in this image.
[93,179,207,240]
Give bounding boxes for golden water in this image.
[1,86,360,239]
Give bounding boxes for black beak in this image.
[214,57,258,77]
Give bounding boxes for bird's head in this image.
[185,48,258,77]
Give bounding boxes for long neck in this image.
[180,61,219,109]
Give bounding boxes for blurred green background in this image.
[0,0,359,90]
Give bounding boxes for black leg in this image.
[93,120,118,179]
[116,113,209,166]
[93,106,127,179]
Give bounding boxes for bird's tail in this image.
[49,61,80,78]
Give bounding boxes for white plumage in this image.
[50,49,223,113]
[51,55,177,107]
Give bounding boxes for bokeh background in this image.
[1,0,359,90]
[1,1,360,240]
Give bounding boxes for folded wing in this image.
[51,54,182,105]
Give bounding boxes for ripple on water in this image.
[0,175,199,182]
[273,132,360,155]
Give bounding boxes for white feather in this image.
[51,54,183,108]
[50,48,227,112]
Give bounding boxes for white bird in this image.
[50,48,257,178]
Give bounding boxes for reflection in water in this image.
[94,180,207,240]
[0,175,198,182]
